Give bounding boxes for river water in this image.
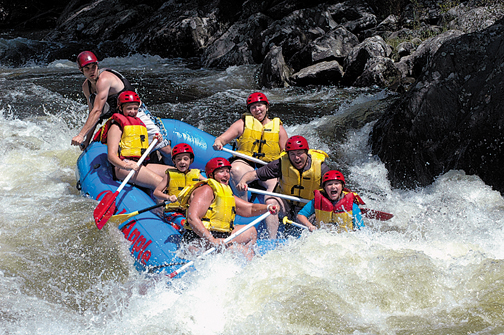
[1,47,504,334]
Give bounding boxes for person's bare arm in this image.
[234,196,278,217]
[297,213,317,232]
[106,124,138,171]
[153,171,170,200]
[235,170,259,192]
[72,75,112,146]
[278,124,288,151]
[213,119,244,150]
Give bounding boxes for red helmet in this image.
[322,170,345,187]
[205,157,231,177]
[117,91,141,106]
[76,51,98,68]
[285,135,309,151]
[246,92,269,108]
[171,143,194,160]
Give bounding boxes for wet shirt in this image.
[255,154,330,181]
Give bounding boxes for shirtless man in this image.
[70,51,171,157]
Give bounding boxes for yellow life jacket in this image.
[314,189,360,232]
[236,113,282,162]
[179,179,236,233]
[275,149,328,206]
[164,168,201,211]
[94,113,149,160]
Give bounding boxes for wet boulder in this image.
[353,56,401,88]
[342,35,392,85]
[370,18,504,194]
[291,60,344,86]
[258,46,293,88]
[201,12,272,68]
[289,26,359,71]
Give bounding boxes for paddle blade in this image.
[94,190,119,229]
[361,208,394,221]
[108,210,139,226]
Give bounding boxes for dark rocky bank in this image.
[1,0,504,193]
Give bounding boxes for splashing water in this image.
[0,52,503,334]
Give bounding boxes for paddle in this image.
[94,138,158,229]
[221,147,267,165]
[248,187,309,203]
[282,216,309,230]
[167,211,271,278]
[108,200,169,226]
[359,208,394,221]
[248,187,394,221]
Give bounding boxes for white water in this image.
[1,55,504,334]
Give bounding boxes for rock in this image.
[370,18,504,193]
[201,13,272,68]
[353,56,401,88]
[342,35,392,85]
[444,3,504,33]
[407,30,464,77]
[327,0,377,36]
[288,26,359,71]
[291,60,344,86]
[258,45,293,88]
[396,41,416,58]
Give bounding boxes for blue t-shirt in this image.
[298,199,364,229]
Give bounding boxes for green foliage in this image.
[439,0,461,14]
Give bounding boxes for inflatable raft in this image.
[76,119,295,276]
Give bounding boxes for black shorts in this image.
[182,230,231,243]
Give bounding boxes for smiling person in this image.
[235,135,330,238]
[212,92,288,199]
[152,143,206,229]
[94,91,170,190]
[297,170,364,232]
[179,157,278,260]
[71,51,172,158]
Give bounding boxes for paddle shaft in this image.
[117,138,159,193]
[283,217,309,230]
[248,187,309,203]
[168,211,271,278]
[94,138,159,229]
[248,188,393,220]
[109,200,168,225]
[221,147,267,165]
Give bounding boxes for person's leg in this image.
[230,225,257,260]
[115,164,164,190]
[137,107,171,157]
[259,177,278,193]
[145,163,173,178]
[230,160,254,200]
[264,196,287,239]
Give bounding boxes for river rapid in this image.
[1,50,504,334]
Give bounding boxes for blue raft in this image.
[76,119,296,276]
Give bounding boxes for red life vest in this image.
[313,189,362,232]
[93,113,149,160]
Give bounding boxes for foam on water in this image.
[0,54,503,334]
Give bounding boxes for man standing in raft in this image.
[95,91,170,190]
[236,135,330,238]
[297,170,365,232]
[179,157,278,260]
[71,51,172,158]
[213,92,288,199]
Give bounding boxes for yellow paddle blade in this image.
[108,211,140,225]
[282,216,293,225]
